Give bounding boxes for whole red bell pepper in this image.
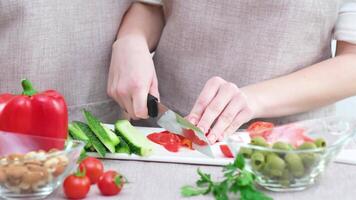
[0,79,68,149]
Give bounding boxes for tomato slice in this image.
[247,121,274,138]
[164,143,180,152]
[147,131,194,152]
[220,145,234,158]
[182,129,207,146]
[180,138,193,149]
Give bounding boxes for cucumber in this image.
[115,120,153,156]
[73,121,107,157]
[68,123,92,149]
[83,110,120,153]
[69,123,89,141]
[101,123,120,146]
[115,135,131,154]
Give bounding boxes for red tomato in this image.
[97,171,124,196]
[220,145,234,158]
[247,121,274,138]
[63,170,91,199]
[79,157,104,184]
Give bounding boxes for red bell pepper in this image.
[0,79,68,149]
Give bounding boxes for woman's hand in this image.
[187,76,259,143]
[107,36,159,119]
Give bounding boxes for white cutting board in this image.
[88,126,356,166]
[88,126,233,166]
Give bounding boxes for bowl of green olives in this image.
[226,116,356,192]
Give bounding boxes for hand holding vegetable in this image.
[187,77,258,143]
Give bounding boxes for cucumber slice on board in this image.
[115,135,131,154]
[115,120,153,156]
[73,121,107,157]
[68,123,91,149]
[83,110,120,153]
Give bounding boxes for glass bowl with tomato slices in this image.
[0,131,85,199]
[226,116,356,192]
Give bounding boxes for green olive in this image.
[314,138,326,148]
[251,152,265,171]
[279,169,292,187]
[300,153,317,169]
[272,142,292,151]
[251,136,269,147]
[264,153,286,177]
[239,147,253,158]
[285,153,304,178]
[297,142,317,150]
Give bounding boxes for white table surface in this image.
[49,159,356,200]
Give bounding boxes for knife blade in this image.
[147,94,214,157]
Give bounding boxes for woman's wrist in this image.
[113,34,150,53]
[241,86,265,119]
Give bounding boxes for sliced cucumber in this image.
[101,123,120,146]
[73,121,107,157]
[115,120,153,156]
[68,123,91,149]
[83,110,120,153]
[115,135,131,154]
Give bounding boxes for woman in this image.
[108,0,356,143]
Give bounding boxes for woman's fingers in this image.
[132,90,149,119]
[208,95,245,143]
[221,108,253,141]
[197,82,237,141]
[187,76,225,125]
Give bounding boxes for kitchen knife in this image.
[147,94,214,157]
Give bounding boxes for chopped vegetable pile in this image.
[68,110,153,157]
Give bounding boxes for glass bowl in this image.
[226,116,356,192]
[0,131,84,200]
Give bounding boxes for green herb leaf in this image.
[237,169,254,186]
[235,153,245,170]
[212,180,229,200]
[181,155,272,200]
[240,185,273,200]
[181,186,209,197]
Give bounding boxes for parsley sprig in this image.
[181,154,273,200]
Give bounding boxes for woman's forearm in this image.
[242,41,356,118]
[117,2,164,51]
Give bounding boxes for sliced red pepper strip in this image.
[220,144,234,158]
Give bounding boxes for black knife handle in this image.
[147,94,158,118]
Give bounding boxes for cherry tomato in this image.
[220,144,234,158]
[79,157,104,184]
[247,121,274,138]
[97,170,125,196]
[63,169,91,199]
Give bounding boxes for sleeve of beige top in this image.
[334,1,356,44]
[136,0,163,5]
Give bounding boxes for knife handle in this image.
[147,94,158,118]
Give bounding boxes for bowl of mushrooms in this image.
[0,131,84,199]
